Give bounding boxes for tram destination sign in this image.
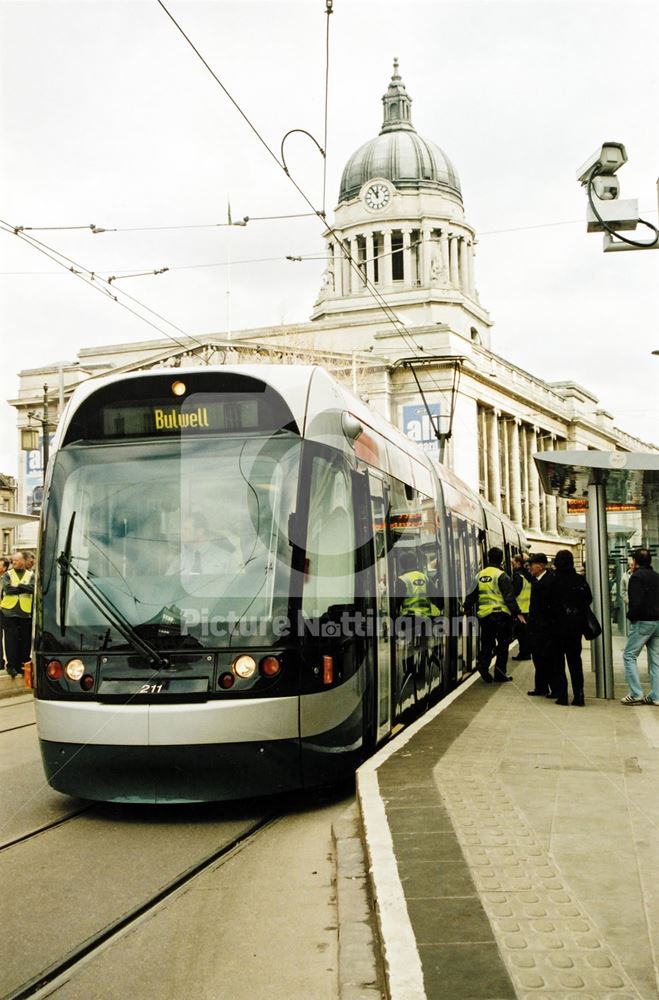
[101,397,260,437]
[61,373,299,446]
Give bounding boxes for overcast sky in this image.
[1,0,658,479]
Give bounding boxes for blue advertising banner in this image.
[24,433,54,514]
[402,403,441,454]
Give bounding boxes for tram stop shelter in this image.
[534,450,659,699]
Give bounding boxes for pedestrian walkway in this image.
[358,638,659,999]
[0,670,29,699]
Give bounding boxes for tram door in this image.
[370,475,392,741]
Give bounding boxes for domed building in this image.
[312,60,493,350]
[10,62,654,568]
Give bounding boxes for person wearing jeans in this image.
[621,549,659,705]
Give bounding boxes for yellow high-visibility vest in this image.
[400,571,440,617]
[517,575,531,614]
[0,568,34,615]
[476,567,509,618]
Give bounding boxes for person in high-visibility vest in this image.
[397,550,441,618]
[465,547,525,683]
[0,556,9,673]
[511,553,532,660]
[0,550,34,679]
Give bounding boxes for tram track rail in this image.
[0,694,34,708]
[0,805,95,853]
[0,721,36,735]
[5,812,281,1000]
[0,695,37,736]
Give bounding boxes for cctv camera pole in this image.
[42,384,50,483]
[585,476,614,698]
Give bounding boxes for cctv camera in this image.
[576,142,627,185]
[591,174,620,201]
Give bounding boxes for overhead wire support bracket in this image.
[280,129,326,175]
[108,267,170,284]
[14,223,117,235]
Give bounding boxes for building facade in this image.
[0,473,18,555]
[9,63,655,554]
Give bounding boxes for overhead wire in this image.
[0,220,209,359]
[6,2,558,404]
[102,212,316,232]
[153,0,423,354]
[322,1,332,218]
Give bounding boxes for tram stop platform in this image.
[354,636,659,1000]
[0,670,30,699]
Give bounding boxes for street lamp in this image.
[21,384,51,485]
[24,384,55,486]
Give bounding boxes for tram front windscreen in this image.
[40,432,302,652]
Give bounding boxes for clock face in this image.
[364,182,390,211]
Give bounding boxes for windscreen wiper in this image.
[57,549,171,670]
[59,512,76,635]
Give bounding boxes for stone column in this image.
[521,424,530,528]
[528,426,541,532]
[402,228,412,287]
[420,225,432,285]
[546,435,559,533]
[440,230,450,285]
[486,409,501,510]
[538,434,548,532]
[501,416,511,516]
[331,239,342,296]
[365,232,375,287]
[449,234,460,287]
[465,240,474,296]
[382,230,393,286]
[349,236,360,293]
[509,419,523,525]
[336,236,351,295]
[459,237,469,293]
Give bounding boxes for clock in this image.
[364,182,391,211]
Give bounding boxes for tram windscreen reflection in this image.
[53,435,301,646]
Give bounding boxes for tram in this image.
[31,365,525,803]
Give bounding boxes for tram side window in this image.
[450,515,467,600]
[388,478,442,607]
[302,454,356,620]
[467,522,480,588]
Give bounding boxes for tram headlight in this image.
[64,658,85,682]
[232,655,257,679]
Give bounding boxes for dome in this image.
[338,61,462,204]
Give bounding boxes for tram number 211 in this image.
[139,683,165,694]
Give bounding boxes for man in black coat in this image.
[526,553,566,704]
[553,549,592,706]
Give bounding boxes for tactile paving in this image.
[436,762,638,996]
